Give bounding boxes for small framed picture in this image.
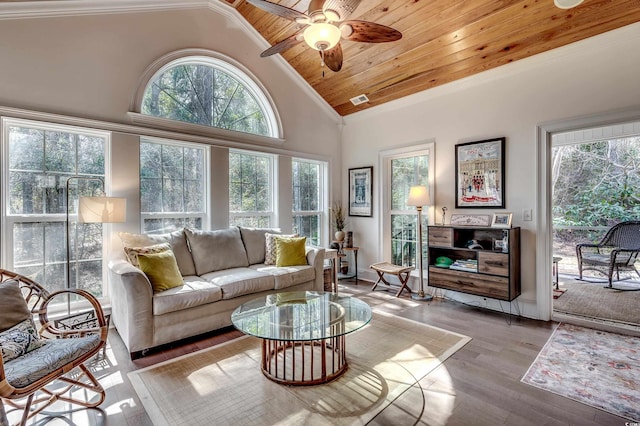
[348,166,373,217]
[493,238,505,250]
[491,212,513,228]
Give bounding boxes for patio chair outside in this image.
[0,269,107,426]
[576,220,640,289]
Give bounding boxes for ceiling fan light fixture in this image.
[554,0,584,8]
[303,23,341,51]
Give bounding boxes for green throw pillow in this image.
[138,250,184,292]
[275,236,307,267]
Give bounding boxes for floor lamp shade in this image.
[78,197,126,223]
[407,185,430,207]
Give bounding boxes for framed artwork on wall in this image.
[491,212,513,228]
[348,166,373,217]
[455,137,506,208]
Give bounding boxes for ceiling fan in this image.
[246,0,402,73]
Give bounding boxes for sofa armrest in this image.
[108,259,155,355]
[305,246,325,291]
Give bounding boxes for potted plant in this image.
[331,201,347,241]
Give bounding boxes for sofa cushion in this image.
[264,232,296,265]
[152,277,223,315]
[250,264,316,290]
[200,268,274,300]
[138,250,184,293]
[0,279,32,332]
[239,227,280,265]
[275,236,308,267]
[119,230,196,276]
[185,228,249,275]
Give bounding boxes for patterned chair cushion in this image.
[4,334,101,389]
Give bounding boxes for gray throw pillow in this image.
[185,227,250,275]
[0,279,32,333]
[239,227,281,265]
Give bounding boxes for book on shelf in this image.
[448,259,478,272]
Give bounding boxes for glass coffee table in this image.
[231,291,372,386]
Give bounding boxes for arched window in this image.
[141,55,279,138]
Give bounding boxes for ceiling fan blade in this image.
[247,0,309,22]
[340,20,402,43]
[261,33,303,57]
[321,43,343,72]
[322,0,362,21]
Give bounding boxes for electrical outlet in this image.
[523,209,533,221]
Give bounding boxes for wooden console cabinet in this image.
[427,225,521,301]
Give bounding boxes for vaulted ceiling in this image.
[224,0,640,116]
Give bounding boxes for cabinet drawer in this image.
[428,267,510,300]
[478,252,509,276]
[428,227,453,247]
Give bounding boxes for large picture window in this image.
[292,158,325,246]
[2,118,109,297]
[381,143,435,269]
[229,150,274,227]
[141,56,278,138]
[140,139,207,233]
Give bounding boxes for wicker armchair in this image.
[576,221,640,289]
[0,269,107,426]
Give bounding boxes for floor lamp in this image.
[407,185,433,301]
[65,176,126,313]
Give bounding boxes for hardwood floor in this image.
[5,281,627,425]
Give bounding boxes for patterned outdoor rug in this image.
[129,312,470,426]
[522,323,640,421]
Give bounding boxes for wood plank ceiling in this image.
[223,0,640,116]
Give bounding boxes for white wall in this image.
[341,23,640,319]
[0,5,343,240]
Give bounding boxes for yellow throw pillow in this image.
[137,250,184,292]
[275,236,307,267]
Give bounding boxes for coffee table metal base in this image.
[261,335,347,386]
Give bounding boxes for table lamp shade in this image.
[78,196,126,223]
[407,185,430,207]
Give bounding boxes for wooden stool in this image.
[370,262,413,297]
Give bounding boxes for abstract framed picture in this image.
[348,166,373,217]
[455,137,506,208]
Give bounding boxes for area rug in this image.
[553,278,640,325]
[129,312,471,426]
[522,323,640,421]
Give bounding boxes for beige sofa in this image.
[108,226,324,358]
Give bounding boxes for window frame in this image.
[130,49,283,143]
[228,149,276,228]
[292,157,327,246]
[379,141,436,269]
[139,137,209,234]
[1,117,113,303]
